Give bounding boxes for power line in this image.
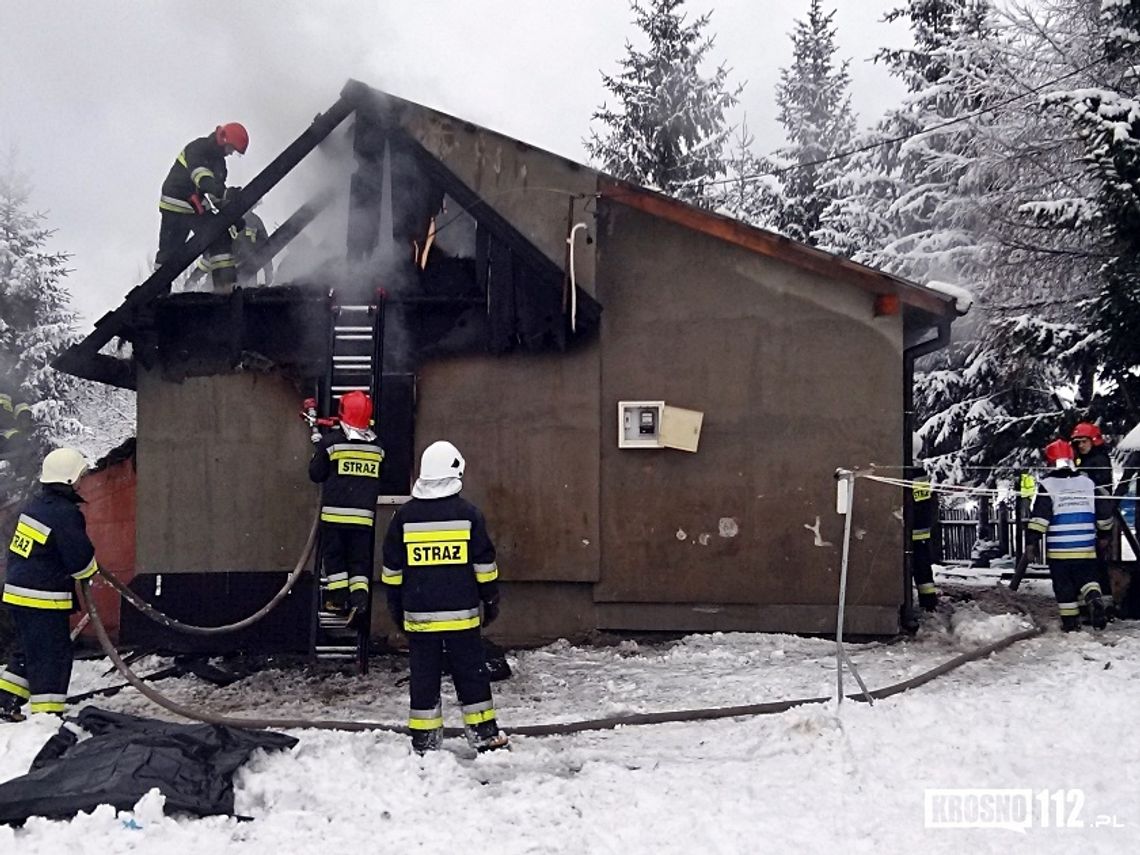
[701,54,1110,190]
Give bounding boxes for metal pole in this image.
[834,469,873,705]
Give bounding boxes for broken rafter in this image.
[54,82,370,387]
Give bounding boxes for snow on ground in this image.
[1,581,1138,854]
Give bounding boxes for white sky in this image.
[0,0,910,326]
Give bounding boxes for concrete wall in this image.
[135,369,317,575]
[593,202,905,634]
[413,348,601,585]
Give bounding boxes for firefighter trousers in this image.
[407,629,494,731]
[1048,558,1102,619]
[156,211,236,290]
[913,540,935,594]
[320,523,374,609]
[0,604,72,715]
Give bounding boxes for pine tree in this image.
[587,0,740,207]
[0,165,80,498]
[762,0,856,245]
[712,117,779,227]
[1029,0,1140,435]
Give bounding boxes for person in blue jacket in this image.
[0,448,98,721]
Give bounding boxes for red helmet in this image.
[1044,438,1076,469]
[338,391,372,430]
[215,122,249,154]
[1070,422,1104,446]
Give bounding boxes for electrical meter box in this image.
[618,401,704,452]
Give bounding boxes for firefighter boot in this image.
[1061,615,1081,633]
[323,587,349,614]
[1087,593,1107,631]
[411,729,442,755]
[211,265,237,295]
[0,695,26,723]
[466,720,510,753]
[918,592,938,612]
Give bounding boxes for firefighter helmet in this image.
[338,391,373,431]
[40,447,89,485]
[419,440,465,481]
[1070,422,1104,447]
[1044,438,1076,470]
[215,122,249,154]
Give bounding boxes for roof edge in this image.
[597,177,960,319]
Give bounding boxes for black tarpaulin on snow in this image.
[0,706,297,825]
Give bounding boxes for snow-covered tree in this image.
[760,0,857,245]
[587,0,740,207]
[1026,0,1140,436]
[0,164,80,498]
[712,117,779,227]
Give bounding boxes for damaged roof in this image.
[55,79,964,389]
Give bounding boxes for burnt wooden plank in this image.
[487,235,516,353]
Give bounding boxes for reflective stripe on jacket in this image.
[381,494,499,633]
[4,487,98,610]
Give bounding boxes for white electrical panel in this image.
[618,401,704,451]
[619,400,664,448]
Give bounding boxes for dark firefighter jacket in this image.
[159,135,229,215]
[308,428,385,527]
[1028,471,1113,561]
[1075,446,1113,492]
[4,486,97,611]
[381,494,499,632]
[911,472,935,543]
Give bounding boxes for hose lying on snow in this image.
[93,513,318,636]
[77,581,1044,737]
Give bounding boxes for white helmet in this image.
[419,441,465,482]
[40,447,89,486]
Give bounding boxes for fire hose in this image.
[92,513,318,636]
[76,580,1043,737]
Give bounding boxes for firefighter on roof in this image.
[381,441,509,755]
[1,448,99,722]
[308,391,384,628]
[1026,439,1113,632]
[156,122,249,293]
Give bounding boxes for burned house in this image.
[54,80,964,658]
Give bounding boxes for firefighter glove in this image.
[481,599,500,628]
[1024,538,1040,564]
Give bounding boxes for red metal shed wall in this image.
[77,454,137,642]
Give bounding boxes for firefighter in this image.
[308,390,384,628]
[185,201,273,290]
[910,434,938,611]
[381,441,508,755]
[155,122,249,293]
[1070,421,1116,617]
[0,448,98,722]
[1026,439,1113,632]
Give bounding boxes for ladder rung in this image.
[336,305,371,312]
[335,334,373,341]
[333,356,372,363]
[331,385,370,392]
[334,326,372,333]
